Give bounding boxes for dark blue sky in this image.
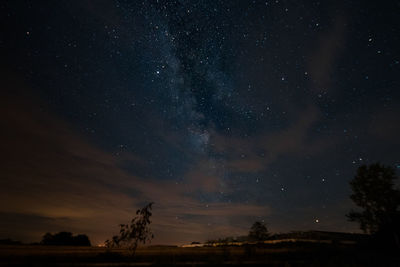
[1,0,399,245]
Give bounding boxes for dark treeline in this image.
[0,239,22,245]
[41,232,91,246]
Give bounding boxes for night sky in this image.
[1,1,399,245]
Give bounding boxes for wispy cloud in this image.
[210,106,334,173]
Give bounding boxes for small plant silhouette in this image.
[106,202,154,255]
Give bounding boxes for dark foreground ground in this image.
[1,242,399,266]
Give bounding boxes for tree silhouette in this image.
[248,221,269,241]
[106,202,154,255]
[347,163,400,247]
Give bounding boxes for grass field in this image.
[1,242,399,266]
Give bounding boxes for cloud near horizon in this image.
[0,80,271,245]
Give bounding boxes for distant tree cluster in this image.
[0,238,22,245]
[206,236,248,244]
[41,232,91,246]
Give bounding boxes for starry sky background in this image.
[1,0,399,245]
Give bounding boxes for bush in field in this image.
[106,202,154,255]
[41,232,91,246]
